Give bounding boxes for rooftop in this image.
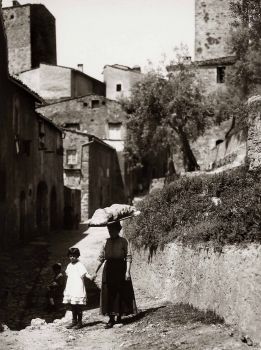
[166,56,236,72]
[9,75,43,103]
[103,64,141,73]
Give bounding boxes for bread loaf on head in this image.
[87,204,138,226]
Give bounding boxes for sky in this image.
[3,0,195,80]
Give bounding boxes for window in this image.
[38,121,46,150]
[108,122,122,140]
[64,123,80,130]
[66,150,77,165]
[91,100,100,108]
[83,102,88,107]
[0,170,6,201]
[116,84,122,92]
[217,66,226,83]
[22,140,31,156]
[13,96,20,135]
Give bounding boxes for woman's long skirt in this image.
[100,259,137,316]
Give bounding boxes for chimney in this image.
[12,1,21,6]
[77,64,83,72]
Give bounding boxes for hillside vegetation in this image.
[125,167,261,250]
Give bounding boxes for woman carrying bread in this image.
[92,221,137,328]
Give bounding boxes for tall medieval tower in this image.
[195,0,234,61]
[3,2,57,75]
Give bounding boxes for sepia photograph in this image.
[0,0,260,349]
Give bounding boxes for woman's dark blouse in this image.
[98,237,132,263]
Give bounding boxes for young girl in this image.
[63,247,91,329]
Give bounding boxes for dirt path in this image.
[0,227,260,349]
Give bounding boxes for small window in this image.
[116,84,122,92]
[91,100,100,108]
[64,123,80,130]
[66,150,77,165]
[108,122,122,140]
[22,140,31,156]
[217,66,225,83]
[38,121,46,150]
[0,170,6,202]
[13,96,20,136]
[83,102,88,107]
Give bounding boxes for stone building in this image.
[165,0,238,172]
[62,130,126,220]
[37,94,126,142]
[37,94,132,193]
[2,2,105,102]
[194,0,236,92]
[0,4,64,248]
[2,1,163,199]
[3,1,57,75]
[103,64,142,100]
[18,63,106,103]
[195,0,234,61]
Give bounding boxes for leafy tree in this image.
[227,0,261,98]
[121,58,213,173]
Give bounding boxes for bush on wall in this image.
[124,166,261,250]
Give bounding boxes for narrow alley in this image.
[0,226,258,350]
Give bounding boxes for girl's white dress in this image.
[63,260,90,305]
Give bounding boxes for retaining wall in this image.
[132,243,261,342]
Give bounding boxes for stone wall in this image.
[3,5,31,74]
[191,120,232,171]
[30,4,57,69]
[131,243,261,343]
[208,128,247,170]
[1,83,64,247]
[37,95,126,142]
[88,139,126,217]
[3,4,56,75]
[196,65,228,94]
[195,0,234,61]
[247,96,261,171]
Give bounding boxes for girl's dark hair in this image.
[67,247,80,258]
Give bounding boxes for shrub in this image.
[124,166,261,250]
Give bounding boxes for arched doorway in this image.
[50,187,58,230]
[36,181,48,233]
[19,191,26,241]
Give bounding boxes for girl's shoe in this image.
[116,316,122,324]
[74,322,83,329]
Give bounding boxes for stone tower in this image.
[195,0,234,61]
[0,0,8,77]
[3,2,57,75]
